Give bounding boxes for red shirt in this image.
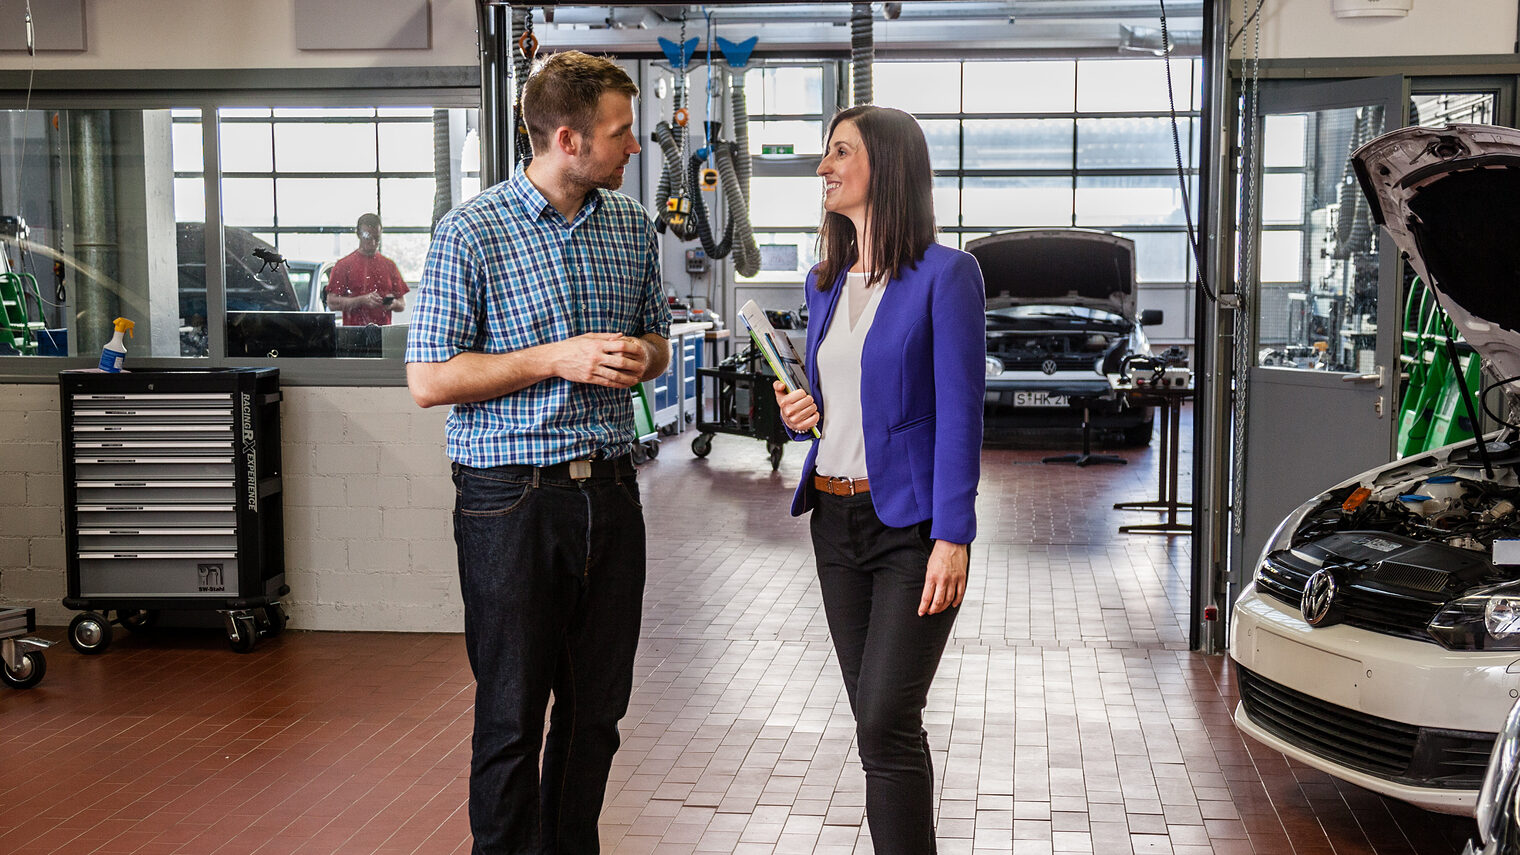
[327,250,409,326]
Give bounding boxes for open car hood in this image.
[1354,124,1520,410]
[966,228,1136,316]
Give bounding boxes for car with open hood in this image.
[967,229,1164,445]
[1229,123,1520,815]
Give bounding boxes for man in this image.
[326,213,408,326]
[404,51,670,855]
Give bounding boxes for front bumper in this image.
[1230,583,1520,814]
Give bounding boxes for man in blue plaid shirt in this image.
[406,51,671,855]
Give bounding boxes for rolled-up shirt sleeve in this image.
[405,213,482,364]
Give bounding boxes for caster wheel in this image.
[766,441,784,471]
[2,649,45,689]
[118,609,158,633]
[630,443,648,464]
[262,603,288,638]
[228,613,258,653]
[70,612,112,655]
[644,439,660,459]
[691,433,714,458]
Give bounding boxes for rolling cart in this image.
[690,346,791,471]
[59,368,289,654]
[1,607,51,690]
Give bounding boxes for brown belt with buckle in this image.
[814,474,870,496]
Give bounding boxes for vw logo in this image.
[1041,359,1058,375]
[1301,569,1339,627]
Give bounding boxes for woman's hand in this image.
[920,540,969,616]
[773,380,820,433]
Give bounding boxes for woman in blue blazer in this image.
[773,105,986,854]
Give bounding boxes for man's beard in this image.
[568,154,626,193]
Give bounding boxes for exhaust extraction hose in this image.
[688,152,734,259]
[715,142,760,276]
[851,3,873,106]
[652,120,699,240]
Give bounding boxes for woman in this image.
[773,105,985,854]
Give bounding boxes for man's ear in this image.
[554,125,581,157]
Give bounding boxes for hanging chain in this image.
[1230,2,1263,535]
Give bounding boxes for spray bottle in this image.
[98,317,134,372]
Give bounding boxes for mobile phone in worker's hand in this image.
[382,295,396,305]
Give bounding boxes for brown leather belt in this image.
[814,474,870,497]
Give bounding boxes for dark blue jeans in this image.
[810,492,960,855]
[452,460,646,855]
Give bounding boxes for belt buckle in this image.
[828,476,855,497]
[569,459,593,480]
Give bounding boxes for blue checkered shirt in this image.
[406,165,671,468]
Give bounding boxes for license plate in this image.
[1012,392,1069,408]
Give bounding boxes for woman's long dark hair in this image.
[814,105,936,291]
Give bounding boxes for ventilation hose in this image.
[715,141,760,276]
[652,121,699,240]
[688,152,734,258]
[728,69,753,202]
[431,109,452,233]
[850,3,873,106]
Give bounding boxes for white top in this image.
[814,272,885,480]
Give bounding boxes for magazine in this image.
[738,299,820,438]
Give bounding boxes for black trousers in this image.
[810,491,961,855]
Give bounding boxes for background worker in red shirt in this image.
[326,213,409,326]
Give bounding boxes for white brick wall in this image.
[0,383,462,633]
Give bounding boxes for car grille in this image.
[1256,552,1445,643]
[1237,666,1494,789]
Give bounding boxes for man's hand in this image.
[361,292,386,307]
[919,540,968,617]
[551,333,650,388]
[773,380,819,432]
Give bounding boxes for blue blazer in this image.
[787,243,986,544]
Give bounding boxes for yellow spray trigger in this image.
[113,317,135,339]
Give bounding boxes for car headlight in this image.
[1251,495,1326,589]
[1427,586,1520,650]
[985,356,1004,377]
[1474,697,1520,847]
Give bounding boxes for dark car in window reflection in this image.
[176,223,301,356]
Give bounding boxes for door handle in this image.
[1340,366,1385,388]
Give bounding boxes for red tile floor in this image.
[0,405,1481,854]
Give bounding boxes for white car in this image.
[1230,123,1520,815]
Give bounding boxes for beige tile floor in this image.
[0,407,1482,853]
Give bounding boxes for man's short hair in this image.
[356,213,382,234]
[521,51,639,156]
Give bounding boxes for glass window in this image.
[963,177,1072,227]
[918,119,960,172]
[736,232,820,284]
[1075,175,1191,227]
[963,119,1072,170]
[963,61,1076,113]
[745,66,824,116]
[1262,173,1306,225]
[873,62,961,114]
[1116,232,1191,283]
[1076,59,1195,112]
[748,120,825,156]
[1076,117,1198,169]
[749,176,822,229]
[1263,115,1307,168]
[0,108,206,359]
[0,101,478,365]
[274,123,377,172]
[933,176,960,227]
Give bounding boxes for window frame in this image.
[0,67,477,386]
